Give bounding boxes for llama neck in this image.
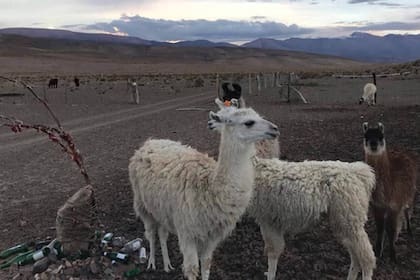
[212,129,256,190]
[365,150,391,201]
[365,150,390,174]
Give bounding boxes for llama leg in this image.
[385,211,399,263]
[345,247,361,280]
[199,238,221,280]
[140,213,157,270]
[341,230,375,280]
[158,226,174,272]
[133,201,158,270]
[144,221,157,270]
[373,207,385,258]
[179,237,199,280]
[260,223,285,280]
[404,208,413,236]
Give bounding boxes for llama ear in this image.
[214,98,225,109]
[362,122,369,132]
[209,111,222,123]
[378,122,385,134]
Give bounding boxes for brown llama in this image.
[362,122,417,262]
[48,78,58,88]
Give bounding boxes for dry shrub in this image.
[56,185,96,254]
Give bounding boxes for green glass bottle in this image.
[17,247,50,266]
[0,250,34,269]
[103,252,129,264]
[124,267,141,278]
[0,242,33,259]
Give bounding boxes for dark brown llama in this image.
[363,122,417,263]
[48,78,58,88]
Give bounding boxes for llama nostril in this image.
[271,125,278,131]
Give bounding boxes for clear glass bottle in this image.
[120,238,142,253]
[139,247,147,264]
[103,251,129,264]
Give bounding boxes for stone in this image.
[33,257,51,274]
[90,260,100,274]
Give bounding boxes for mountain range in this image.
[1,28,419,62]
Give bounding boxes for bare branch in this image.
[0,77,90,185]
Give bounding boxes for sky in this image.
[1,0,420,43]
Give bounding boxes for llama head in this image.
[221,82,242,101]
[208,100,279,143]
[220,82,246,108]
[363,122,386,155]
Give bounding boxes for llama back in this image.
[250,158,374,233]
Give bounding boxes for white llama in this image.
[129,100,279,280]
[209,104,376,280]
[359,83,377,106]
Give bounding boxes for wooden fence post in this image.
[372,72,377,104]
[216,73,220,98]
[287,73,291,103]
[133,83,140,105]
[256,73,261,93]
[248,73,253,95]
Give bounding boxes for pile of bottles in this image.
[0,239,63,270]
[0,231,149,278]
[98,231,148,277]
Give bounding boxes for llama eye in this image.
[244,120,255,127]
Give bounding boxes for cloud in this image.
[80,15,314,41]
[348,0,380,3]
[250,16,267,20]
[80,0,146,5]
[348,0,400,6]
[357,21,420,31]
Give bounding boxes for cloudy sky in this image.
[1,0,420,43]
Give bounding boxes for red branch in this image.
[0,77,90,185]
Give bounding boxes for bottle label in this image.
[33,251,45,261]
[116,253,126,260]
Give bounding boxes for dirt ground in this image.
[0,73,420,279]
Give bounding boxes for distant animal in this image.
[74,77,80,87]
[363,122,417,262]
[221,82,242,102]
[48,78,58,88]
[359,83,377,105]
[220,83,279,158]
[129,100,279,280]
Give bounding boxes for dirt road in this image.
[0,91,214,152]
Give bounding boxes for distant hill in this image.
[0,33,370,75]
[0,28,236,49]
[0,27,155,46]
[243,32,420,62]
[174,40,236,48]
[2,28,419,62]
